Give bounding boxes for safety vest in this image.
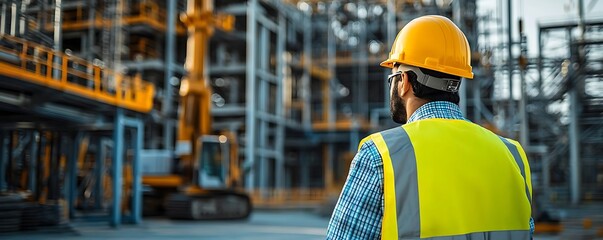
[360,119,532,239]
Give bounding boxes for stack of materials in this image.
[0,194,24,233]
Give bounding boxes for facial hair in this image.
[390,81,407,124]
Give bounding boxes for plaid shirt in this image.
[326,101,534,239]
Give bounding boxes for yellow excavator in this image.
[142,0,251,220]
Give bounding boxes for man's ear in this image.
[399,71,412,97]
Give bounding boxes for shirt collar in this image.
[406,101,466,123]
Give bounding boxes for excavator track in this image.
[165,190,251,220]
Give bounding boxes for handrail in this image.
[0,34,154,113]
[249,188,331,206]
[44,1,185,34]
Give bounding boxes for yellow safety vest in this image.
[360,119,532,239]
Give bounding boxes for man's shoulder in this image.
[355,138,384,169]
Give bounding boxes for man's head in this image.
[382,15,473,123]
[388,64,461,124]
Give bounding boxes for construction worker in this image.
[326,15,534,239]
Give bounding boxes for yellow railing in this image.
[44,1,185,34]
[249,188,330,207]
[130,36,159,59]
[0,34,154,113]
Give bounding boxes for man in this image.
[326,15,533,239]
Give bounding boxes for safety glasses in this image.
[387,71,403,89]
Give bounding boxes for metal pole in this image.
[111,109,124,227]
[68,133,82,219]
[28,131,39,193]
[569,81,580,204]
[358,20,368,116]
[303,14,312,127]
[257,25,268,193]
[53,0,62,50]
[19,0,26,36]
[0,3,7,35]
[537,28,543,96]
[473,80,481,123]
[53,0,62,80]
[113,0,124,75]
[49,133,60,200]
[519,68,528,146]
[164,0,177,150]
[507,0,515,135]
[541,147,550,202]
[578,0,585,40]
[10,2,16,36]
[132,120,143,224]
[386,0,396,108]
[275,13,285,190]
[88,0,96,61]
[569,2,583,202]
[453,0,467,116]
[95,137,105,209]
[0,131,7,191]
[327,3,336,126]
[245,0,258,190]
[519,20,529,146]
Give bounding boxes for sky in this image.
[478,0,603,57]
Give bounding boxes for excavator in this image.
[142,0,251,220]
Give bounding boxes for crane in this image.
[142,0,251,220]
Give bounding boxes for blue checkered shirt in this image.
[326,101,534,239]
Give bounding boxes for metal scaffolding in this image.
[533,19,603,206]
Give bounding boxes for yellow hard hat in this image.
[381,15,473,79]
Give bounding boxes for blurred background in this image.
[0,0,602,239]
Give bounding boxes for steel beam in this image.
[130,118,143,224]
[245,0,258,190]
[302,13,312,128]
[258,24,269,192]
[275,12,285,190]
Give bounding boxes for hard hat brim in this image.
[380,59,474,79]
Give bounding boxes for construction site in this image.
[0,0,602,239]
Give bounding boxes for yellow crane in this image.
[142,0,251,220]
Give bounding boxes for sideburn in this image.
[390,77,407,124]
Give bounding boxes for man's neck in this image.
[405,97,429,122]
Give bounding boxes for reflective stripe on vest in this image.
[363,119,532,239]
